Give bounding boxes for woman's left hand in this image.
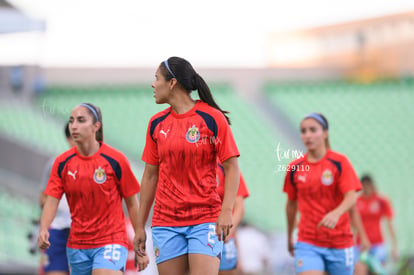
[135,253,149,271]
[216,209,233,242]
[318,210,341,229]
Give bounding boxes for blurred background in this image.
[1,0,414,274]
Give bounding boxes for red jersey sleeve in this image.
[237,173,250,198]
[44,158,64,200]
[283,168,297,200]
[338,156,362,194]
[215,112,240,162]
[118,154,141,198]
[381,196,394,219]
[142,119,160,165]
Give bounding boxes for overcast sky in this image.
[5,0,414,67]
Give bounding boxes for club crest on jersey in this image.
[93,166,107,184]
[186,125,200,143]
[370,201,380,213]
[321,169,333,186]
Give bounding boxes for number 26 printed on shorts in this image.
[104,244,121,261]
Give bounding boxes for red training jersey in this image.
[142,100,240,227]
[356,193,393,245]
[283,150,362,248]
[45,143,141,249]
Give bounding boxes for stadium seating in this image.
[0,187,39,267]
[0,100,68,155]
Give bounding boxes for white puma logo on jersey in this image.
[297,175,306,183]
[68,170,77,180]
[160,129,170,138]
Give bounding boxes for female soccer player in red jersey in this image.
[136,57,240,275]
[283,112,362,275]
[354,175,398,275]
[216,162,249,275]
[38,103,148,275]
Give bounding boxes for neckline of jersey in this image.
[170,100,201,119]
[75,142,104,160]
[305,149,331,165]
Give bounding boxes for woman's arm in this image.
[125,194,140,234]
[318,190,357,229]
[228,196,245,238]
[385,217,398,261]
[286,199,298,256]
[125,194,149,271]
[135,163,159,256]
[217,156,240,241]
[38,196,59,249]
[39,192,47,208]
[349,205,370,251]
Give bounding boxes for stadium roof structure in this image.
[0,0,45,34]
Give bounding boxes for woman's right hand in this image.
[134,227,147,257]
[38,229,50,250]
[288,238,295,256]
[359,234,371,252]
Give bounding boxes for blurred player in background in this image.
[216,162,249,275]
[38,122,74,275]
[354,174,398,275]
[136,57,240,275]
[236,221,272,275]
[283,112,362,275]
[38,103,147,275]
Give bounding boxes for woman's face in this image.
[300,118,328,151]
[69,106,99,143]
[151,67,173,104]
[362,181,375,196]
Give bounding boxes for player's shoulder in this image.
[326,150,350,163]
[149,107,172,123]
[100,143,128,162]
[287,154,307,167]
[55,147,77,162]
[196,101,227,122]
[376,193,391,203]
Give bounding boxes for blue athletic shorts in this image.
[66,244,128,275]
[355,244,387,264]
[42,228,70,273]
[219,238,238,271]
[294,241,355,275]
[152,223,223,264]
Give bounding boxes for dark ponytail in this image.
[64,121,71,139]
[160,57,231,125]
[80,102,104,142]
